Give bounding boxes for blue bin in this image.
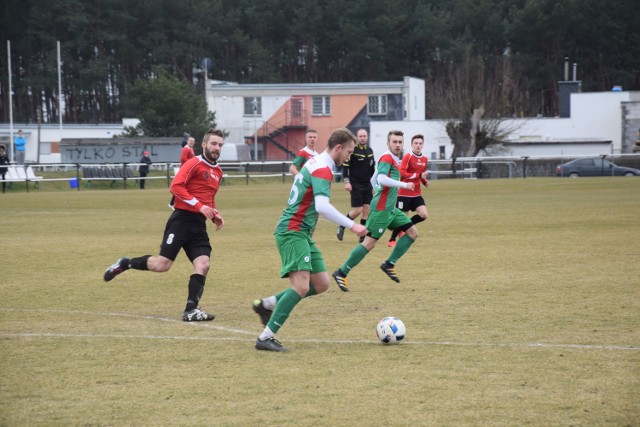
[69,178,79,189]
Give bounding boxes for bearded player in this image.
[103,129,226,322]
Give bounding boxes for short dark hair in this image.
[327,128,356,149]
[203,128,224,142]
[411,134,424,143]
[387,130,404,141]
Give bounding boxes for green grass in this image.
[1,178,639,426]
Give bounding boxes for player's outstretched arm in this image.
[315,195,356,229]
[377,173,414,190]
[349,223,367,237]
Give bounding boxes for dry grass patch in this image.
[1,178,639,426]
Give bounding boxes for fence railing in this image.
[2,154,639,192]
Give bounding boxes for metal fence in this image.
[3,154,640,192]
[429,154,640,179]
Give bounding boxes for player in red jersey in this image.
[388,134,429,247]
[169,136,196,209]
[180,136,196,164]
[103,129,226,322]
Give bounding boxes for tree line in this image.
[1,0,639,132]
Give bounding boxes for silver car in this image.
[556,158,640,177]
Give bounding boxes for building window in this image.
[312,96,331,116]
[244,97,262,115]
[368,95,387,115]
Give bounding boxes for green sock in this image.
[274,284,316,302]
[388,234,415,264]
[305,284,317,297]
[267,288,302,334]
[340,244,369,275]
[274,289,288,302]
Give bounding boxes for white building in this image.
[370,90,640,159]
[1,84,638,163]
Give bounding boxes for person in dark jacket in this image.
[138,151,152,189]
[0,144,10,193]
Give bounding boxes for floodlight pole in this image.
[252,97,259,161]
[57,41,63,148]
[7,40,14,163]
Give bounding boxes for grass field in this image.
[1,177,639,426]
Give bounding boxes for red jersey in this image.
[398,151,428,198]
[180,145,195,165]
[171,155,223,214]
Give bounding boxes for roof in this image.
[208,79,407,96]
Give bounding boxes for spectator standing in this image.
[14,130,26,164]
[336,128,376,242]
[252,128,367,352]
[103,129,226,322]
[138,151,152,189]
[332,130,419,291]
[0,144,10,193]
[289,129,319,175]
[388,134,429,247]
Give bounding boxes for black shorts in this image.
[350,182,373,207]
[396,196,426,212]
[159,210,212,262]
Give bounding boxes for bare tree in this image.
[427,50,527,162]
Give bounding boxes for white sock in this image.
[258,326,275,341]
[262,296,277,310]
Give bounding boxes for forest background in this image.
[1,0,639,127]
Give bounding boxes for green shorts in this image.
[366,207,412,239]
[274,231,326,278]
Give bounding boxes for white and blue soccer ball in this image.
[376,317,406,344]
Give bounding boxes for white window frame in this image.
[368,95,387,115]
[244,97,262,116]
[312,96,331,116]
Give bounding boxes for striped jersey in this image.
[371,151,402,212]
[171,155,223,214]
[398,151,428,198]
[275,152,333,235]
[291,146,319,170]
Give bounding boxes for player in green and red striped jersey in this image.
[288,129,319,175]
[253,128,367,352]
[332,130,419,290]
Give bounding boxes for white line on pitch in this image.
[1,307,639,351]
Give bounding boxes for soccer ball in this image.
[376,317,406,344]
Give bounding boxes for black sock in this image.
[389,228,400,242]
[360,218,367,225]
[185,274,206,311]
[411,214,425,225]
[129,255,150,270]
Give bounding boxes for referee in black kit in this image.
[336,128,376,242]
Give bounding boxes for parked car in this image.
[555,158,640,177]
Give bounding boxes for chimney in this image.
[558,57,582,118]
